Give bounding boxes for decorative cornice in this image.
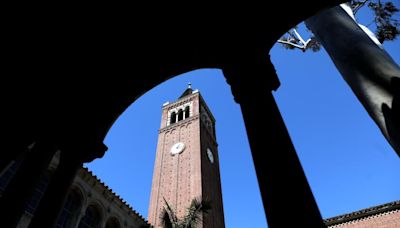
[324,200,400,226]
[198,94,215,122]
[162,93,198,110]
[159,115,199,133]
[79,167,150,226]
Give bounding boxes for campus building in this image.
[0,153,149,228]
[0,86,398,227]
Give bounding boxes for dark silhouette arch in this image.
[0,1,354,227]
[105,217,121,228]
[78,204,102,228]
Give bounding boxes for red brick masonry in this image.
[325,201,400,227]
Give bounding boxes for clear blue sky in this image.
[86,7,400,228]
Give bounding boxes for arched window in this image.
[184,106,190,119]
[170,112,176,125]
[78,205,102,228]
[0,159,22,191]
[178,109,183,122]
[105,217,121,228]
[26,172,50,214]
[56,190,82,228]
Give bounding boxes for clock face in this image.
[170,142,185,155]
[207,148,214,163]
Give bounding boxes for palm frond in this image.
[182,198,211,228]
[160,198,179,228]
[160,208,174,228]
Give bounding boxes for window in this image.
[56,190,82,228]
[0,159,22,192]
[78,205,102,228]
[184,106,190,119]
[105,217,121,228]
[178,109,183,122]
[170,112,176,125]
[26,172,50,214]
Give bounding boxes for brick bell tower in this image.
[148,84,225,228]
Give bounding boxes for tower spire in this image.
[179,83,194,99]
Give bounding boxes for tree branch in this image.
[293,28,307,45]
[277,39,306,50]
[353,0,369,15]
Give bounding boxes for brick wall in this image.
[329,210,400,228]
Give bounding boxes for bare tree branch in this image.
[353,0,370,15]
[277,39,306,50]
[293,28,311,46]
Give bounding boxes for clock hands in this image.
[171,142,185,155]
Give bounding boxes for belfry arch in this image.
[3,1,386,227]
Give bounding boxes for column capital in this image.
[59,140,108,164]
[222,55,280,104]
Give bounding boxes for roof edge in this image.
[80,167,150,226]
[324,200,400,226]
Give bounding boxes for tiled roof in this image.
[81,167,150,226]
[179,87,193,99]
[324,200,400,226]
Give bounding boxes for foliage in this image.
[160,198,211,228]
[367,1,400,42]
[279,0,400,51]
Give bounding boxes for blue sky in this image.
[86,8,400,228]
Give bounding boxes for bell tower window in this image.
[166,101,193,127]
[178,109,184,122]
[184,106,190,119]
[170,112,176,124]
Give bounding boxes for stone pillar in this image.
[0,140,57,228]
[0,140,34,176]
[73,205,88,228]
[99,216,107,228]
[28,141,108,228]
[223,55,325,228]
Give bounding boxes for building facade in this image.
[325,200,400,227]
[0,153,149,228]
[1,86,399,227]
[148,86,225,228]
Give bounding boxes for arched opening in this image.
[1,5,399,227]
[170,112,176,125]
[184,106,190,119]
[84,61,400,227]
[85,69,268,227]
[78,205,102,228]
[177,109,183,122]
[56,189,83,228]
[105,217,121,228]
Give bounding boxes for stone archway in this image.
[1,1,350,227]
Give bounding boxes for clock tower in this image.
[148,84,225,228]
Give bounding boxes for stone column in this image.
[0,140,57,228]
[99,216,107,228]
[27,141,108,228]
[223,55,325,228]
[73,205,89,228]
[0,140,34,176]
